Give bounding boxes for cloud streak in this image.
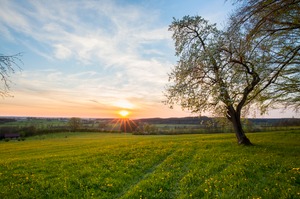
[0,0,177,117]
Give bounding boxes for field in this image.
[0,131,299,198]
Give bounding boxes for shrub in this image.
[134,123,159,135]
[20,126,37,137]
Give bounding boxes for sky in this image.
[0,0,299,119]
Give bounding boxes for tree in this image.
[165,16,253,145]
[68,117,82,132]
[165,3,300,145]
[0,53,22,97]
[230,0,300,112]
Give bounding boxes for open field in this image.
[0,131,299,198]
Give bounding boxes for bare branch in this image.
[0,53,23,97]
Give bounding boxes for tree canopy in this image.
[68,117,82,132]
[231,0,300,111]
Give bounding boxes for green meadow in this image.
[0,131,299,199]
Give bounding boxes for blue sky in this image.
[0,0,298,118]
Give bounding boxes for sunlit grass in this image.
[0,131,299,198]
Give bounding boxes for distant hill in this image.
[135,117,209,125]
[135,117,300,126]
[0,116,299,127]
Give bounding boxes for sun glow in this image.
[119,110,130,118]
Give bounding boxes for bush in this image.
[20,126,37,137]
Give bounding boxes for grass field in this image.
[0,131,299,198]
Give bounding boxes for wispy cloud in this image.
[0,0,176,117]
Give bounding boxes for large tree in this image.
[165,1,299,145]
[0,53,22,97]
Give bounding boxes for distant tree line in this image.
[1,117,299,140]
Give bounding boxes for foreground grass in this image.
[0,131,299,198]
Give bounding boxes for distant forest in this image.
[136,116,300,126]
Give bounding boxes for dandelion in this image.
[292,168,300,173]
[159,188,163,192]
[205,189,208,192]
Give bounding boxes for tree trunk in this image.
[227,106,253,145]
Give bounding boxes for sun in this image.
[119,110,130,118]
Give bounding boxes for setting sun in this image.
[119,110,130,118]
